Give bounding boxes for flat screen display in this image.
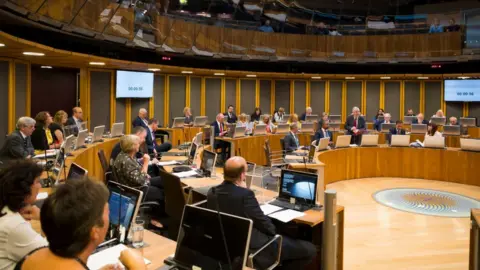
[116,70,153,98]
[444,80,480,102]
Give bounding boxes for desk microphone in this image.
[41,139,54,188]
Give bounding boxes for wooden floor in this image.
[328,178,480,270]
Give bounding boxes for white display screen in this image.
[444,80,480,102]
[116,70,153,98]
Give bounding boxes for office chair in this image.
[263,139,286,190]
[158,169,187,240]
[97,149,111,183]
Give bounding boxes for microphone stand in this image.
[42,135,54,187]
[213,188,233,270]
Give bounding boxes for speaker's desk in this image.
[317,145,480,186]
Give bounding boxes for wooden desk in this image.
[159,127,204,147]
[469,209,480,270]
[317,146,480,186]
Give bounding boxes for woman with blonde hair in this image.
[287,113,301,128]
[49,110,68,145]
[262,115,275,134]
[274,107,285,123]
[183,107,194,126]
[237,113,253,134]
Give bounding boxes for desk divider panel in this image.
[469,103,480,122]
[384,81,401,121]
[346,81,362,117]
[225,79,236,112]
[310,81,325,116]
[404,81,421,116]
[205,78,221,123]
[446,102,463,120]
[240,79,255,116]
[260,80,271,114]
[294,81,307,114]
[329,81,343,117]
[0,61,8,145]
[190,77,201,117]
[366,81,380,121]
[153,75,165,126]
[169,76,186,121]
[275,80,291,114]
[424,81,442,119]
[90,71,111,130]
[15,63,27,121]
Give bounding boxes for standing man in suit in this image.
[212,113,230,163]
[314,121,333,145]
[65,107,84,135]
[283,123,300,153]
[299,107,313,121]
[374,113,393,131]
[224,105,237,124]
[345,106,366,145]
[132,108,149,129]
[206,157,316,269]
[412,113,429,125]
[146,118,172,155]
[0,117,36,166]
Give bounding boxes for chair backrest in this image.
[264,139,272,167]
[97,149,109,174]
[158,169,187,239]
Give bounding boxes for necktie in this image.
[220,123,223,133]
[294,134,299,148]
[266,125,270,133]
[398,129,401,134]
[354,118,357,127]
[324,129,329,138]
[24,138,28,148]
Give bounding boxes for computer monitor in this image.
[63,135,76,156]
[189,142,198,162]
[193,116,208,127]
[67,163,88,180]
[75,129,88,149]
[92,125,105,142]
[411,124,427,134]
[381,123,395,133]
[172,117,186,128]
[430,117,446,126]
[106,181,143,243]
[201,150,217,173]
[111,122,124,137]
[305,115,318,122]
[460,117,477,127]
[404,116,415,125]
[443,125,461,136]
[170,205,253,269]
[279,169,317,205]
[194,132,203,145]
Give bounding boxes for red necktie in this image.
[266,125,271,133]
[220,123,223,133]
[354,118,357,127]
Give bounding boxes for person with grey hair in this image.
[283,123,300,153]
[345,106,366,145]
[299,107,313,121]
[132,108,149,130]
[374,112,393,131]
[0,117,36,166]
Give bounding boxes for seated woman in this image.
[49,110,68,146]
[113,135,165,209]
[250,107,262,123]
[319,112,329,126]
[31,111,58,151]
[18,178,145,270]
[426,123,442,138]
[0,161,47,270]
[374,108,384,122]
[287,113,301,129]
[432,109,445,119]
[236,113,252,133]
[274,107,285,123]
[183,107,194,126]
[261,115,275,134]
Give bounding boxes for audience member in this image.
[406,109,415,117]
[374,108,384,121]
[238,113,253,133]
[449,116,458,125]
[274,107,286,123]
[314,22,329,35]
[374,113,393,131]
[345,106,366,144]
[412,113,429,125]
[262,115,275,134]
[299,107,313,121]
[50,110,68,145]
[206,157,316,269]
[319,112,329,126]
[31,111,57,151]
[287,113,301,128]
[212,113,230,162]
[250,107,262,122]
[314,120,333,145]
[258,20,274,33]
[19,179,145,270]
[110,126,147,163]
[429,18,443,33]
[427,123,442,137]
[0,161,47,270]
[0,117,35,165]
[432,109,445,118]
[445,18,460,32]
[146,119,172,154]
[65,107,84,135]
[183,107,194,126]
[283,123,300,153]
[224,105,238,124]
[390,120,406,135]
[132,108,149,129]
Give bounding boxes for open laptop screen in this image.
[67,163,88,180]
[279,170,317,205]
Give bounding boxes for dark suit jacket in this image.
[206,181,276,250]
[132,116,149,129]
[224,112,237,124]
[344,115,366,135]
[211,121,226,137]
[145,128,157,154]
[389,128,406,135]
[299,113,307,121]
[65,117,79,136]
[111,142,143,164]
[31,124,50,150]
[283,132,299,153]
[184,115,194,125]
[412,119,429,125]
[374,120,394,131]
[0,130,35,164]
[314,128,333,144]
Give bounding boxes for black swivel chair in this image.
[97,149,112,183]
[158,169,187,240]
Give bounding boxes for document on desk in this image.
[173,170,198,178]
[87,244,150,270]
[268,209,305,223]
[36,192,48,200]
[156,161,179,166]
[260,204,283,215]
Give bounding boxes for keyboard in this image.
[269,199,312,212]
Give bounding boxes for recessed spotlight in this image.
[214,73,225,76]
[458,76,470,79]
[0,43,5,47]
[417,76,429,80]
[380,77,391,80]
[41,66,52,69]
[246,74,256,77]
[345,76,355,80]
[181,71,193,74]
[148,68,161,72]
[311,76,322,79]
[23,52,44,56]
[89,62,105,66]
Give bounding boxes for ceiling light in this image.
[458,76,470,79]
[23,52,44,56]
[89,62,105,66]
[380,76,391,80]
[246,74,256,77]
[181,71,193,74]
[311,76,322,79]
[417,76,429,80]
[0,44,5,47]
[214,73,225,76]
[41,66,52,69]
[148,68,161,72]
[345,76,355,80]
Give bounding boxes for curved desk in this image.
[317,146,480,186]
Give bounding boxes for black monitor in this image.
[171,205,253,269]
[201,150,217,173]
[67,163,88,180]
[279,169,317,205]
[189,142,198,161]
[106,181,143,243]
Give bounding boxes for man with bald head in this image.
[207,157,316,269]
[212,113,229,163]
[66,107,84,135]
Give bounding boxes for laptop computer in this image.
[75,129,88,150]
[301,123,314,133]
[253,124,266,136]
[460,117,476,127]
[276,123,289,134]
[305,115,319,122]
[360,134,379,147]
[111,122,124,137]
[403,116,415,124]
[233,126,247,138]
[194,132,203,145]
[268,169,318,212]
[335,135,351,148]
[193,116,208,127]
[443,125,461,136]
[67,162,88,179]
[460,138,480,152]
[430,117,446,126]
[381,123,395,133]
[376,115,384,122]
[64,135,76,156]
[411,124,427,134]
[92,125,105,143]
[424,136,445,149]
[316,138,330,151]
[390,135,410,147]
[172,117,186,128]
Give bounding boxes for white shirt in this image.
[72,116,81,129]
[322,128,329,138]
[274,113,283,122]
[19,131,27,140]
[0,206,48,270]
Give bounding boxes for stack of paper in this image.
[173,170,198,178]
[87,244,150,270]
[268,209,305,223]
[260,204,283,215]
[157,161,179,166]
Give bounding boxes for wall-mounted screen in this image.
[116,70,153,98]
[444,80,480,102]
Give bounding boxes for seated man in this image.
[412,113,429,125]
[224,105,238,124]
[0,117,36,167]
[283,123,300,153]
[374,113,393,131]
[388,120,406,144]
[314,120,333,146]
[299,107,313,121]
[146,118,172,154]
[449,116,458,125]
[65,107,84,136]
[206,157,316,269]
[212,113,230,163]
[406,109,415,117]
[344,106,366,145]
